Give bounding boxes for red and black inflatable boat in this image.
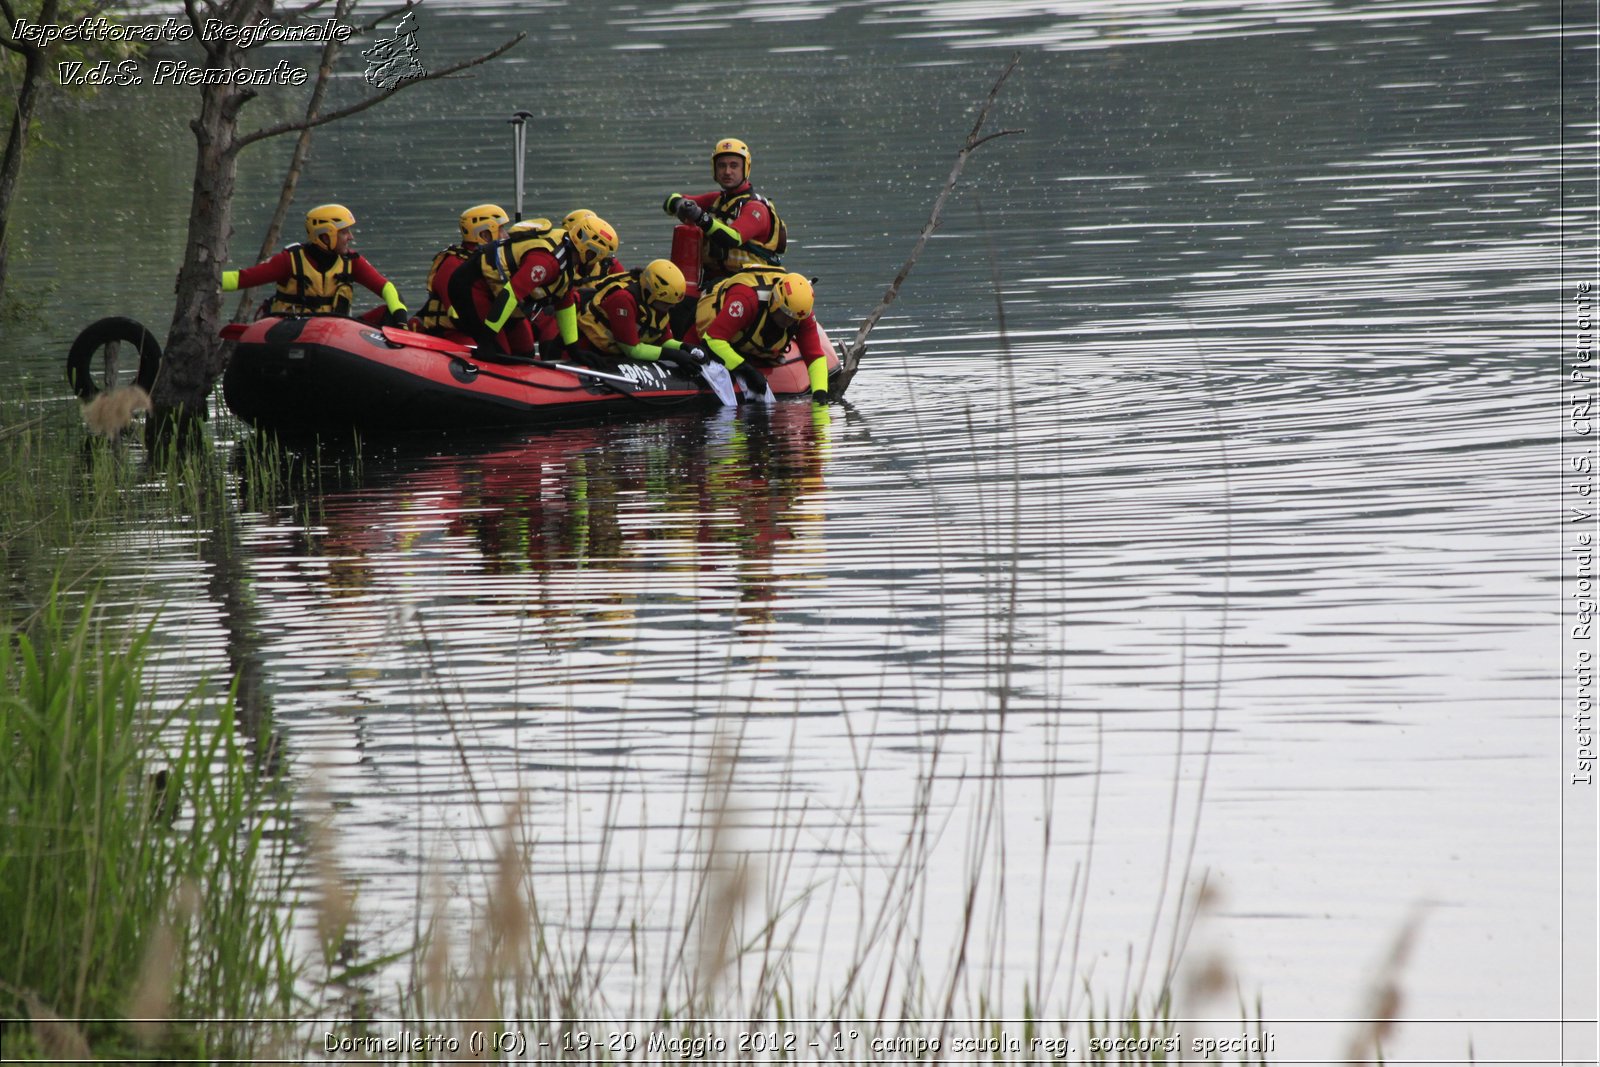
[218,315,841,435]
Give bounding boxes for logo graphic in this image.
[363,9,426,89]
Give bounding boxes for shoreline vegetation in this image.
[0,395,1318,1065]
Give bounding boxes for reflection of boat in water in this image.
[297,406,831,601]
[218,315,842,436]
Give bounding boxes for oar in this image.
[390,324,726,404]
[508,110,533,222]
[537,358,733,406]
[697,359,738,407]
[533,360,661,389]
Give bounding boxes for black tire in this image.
[66,317,163,400]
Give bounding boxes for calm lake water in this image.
[3,0,1594,1061]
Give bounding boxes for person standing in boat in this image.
[573,259,708,366]
[450,213,621,361]
[222,204,409,326]
[687,268,830,402]
[662,138,787,290]
[415,203,536,356]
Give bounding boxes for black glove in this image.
[675,199,705,226]
[383,307,410,328]
[682,345,710,365]
[538,337,564,361]
[812,389,831,404]
[736,363,768,393]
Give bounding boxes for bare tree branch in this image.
[181,0,208,50]
[357,0,415,33]
[834,52,1022,396]
[1,0,35,57]
[233,0,353,319]
[232,30,523,150]
[279,0,335,21]
[970,128,1023,151]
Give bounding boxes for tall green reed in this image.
[0,592,300,1060]
[2,396,307,1059]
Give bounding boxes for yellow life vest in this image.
[694,267,794,360]
[480,226,576,304]
[575,254,625,286]
[703,189,787,273]
[576,271,673,356]
[416,244,471,331]
[267,243,356,316]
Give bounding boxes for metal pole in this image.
[508,110,533,222]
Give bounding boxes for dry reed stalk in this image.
[421,871,453,1020]
[307,784,357,961]
[127,879,198,1044]
[1171,878,1237,1053]
[691,737,755,1012]
[453,797,538,1056]
[1342,912,1423,1065]
[23,991,92,1061]
[486,800,533,965]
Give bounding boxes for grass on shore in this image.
[1,397,303,1059]
[0,591,300,1060]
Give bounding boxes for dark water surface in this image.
[4,0,1591,1059]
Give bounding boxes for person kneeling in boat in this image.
[221,204,409,326]
[662,137,787,291]
[573,259,710,368]
[563,209,628,284]
[415,203,537,356]
[688,268,829,402]
[450,213,621,362]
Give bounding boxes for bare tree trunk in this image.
[151,82,252,441]
[0,0,61,301]
[150,0,269,444]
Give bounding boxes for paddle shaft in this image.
[508,110,533,221]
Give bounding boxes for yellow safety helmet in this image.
[459,203,509,245]
[769,273,814,320]
[711,137,751,179]
[305,203,356,250]
[639,259,686,307]
[562,208,595,231]
[567,214,618,267]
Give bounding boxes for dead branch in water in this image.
[834,53,1023,397]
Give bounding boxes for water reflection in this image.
[298,403,829,591]
[1,0,1580,1056]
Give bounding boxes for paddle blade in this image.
[700,361,737,406]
